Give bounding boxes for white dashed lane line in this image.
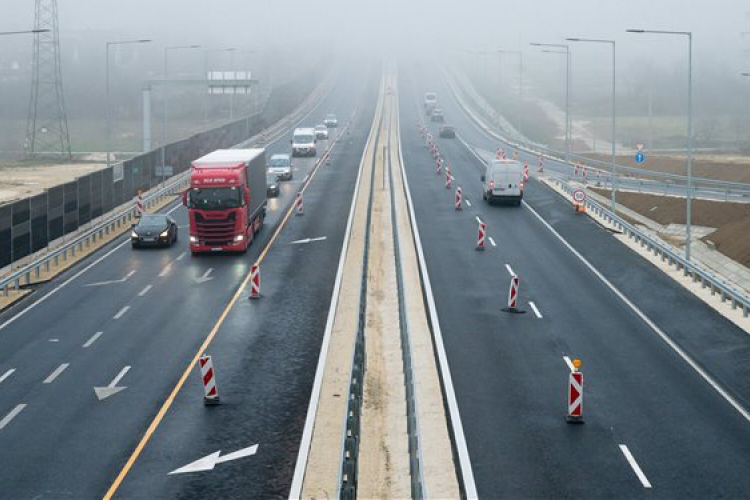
[113,306,130,320]
[619,444,652,488]
[83,331,104,348]
[529,301,543,319]
[505,264,516,277]
[488,237,496,247]
[0,404,26,430]
[0,369,15,385]
[138,285,152,297]
[43,363,70,384]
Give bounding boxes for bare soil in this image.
[591,188,750,268]
[0,161,105,204]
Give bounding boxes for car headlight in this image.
[189,235,198,243]
[131,231,138,238]
[160,229,169,238]
[234,235,244,242]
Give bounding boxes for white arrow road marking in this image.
[84,270,136,287]
[0,404,26,430]
[290,236,328,245]
[619,445,652,488]
[83,331,104,348]
[169,444,259,475]
[43,363,70,384]
[529,301,543,319]
[0,369,16,385]
[193,268,214,284]
[94,365,130,401]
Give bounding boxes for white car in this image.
[315,124,329,140]
[267,153,293,180]
[323,114,338,128]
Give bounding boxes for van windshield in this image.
[188,186,242,210]
[294,134,313,144]
[269,157,289,167]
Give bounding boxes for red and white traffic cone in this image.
[596,169,602,186]
[249,264,261,299]
[446,169,452,189]
[503,274,525,313]
[198,355,220,405]
[436,159,442,175]
[495,148,502,160]
[582,164,588,183]
[574,161,580,176]
[295,192,304,216]
[476,221,486,251]
[523,163,529,182]
[566,359,584,424]
[455,187,463,211]
[538,155,545,173]
[502,150,507,160]
[136,191,144,217]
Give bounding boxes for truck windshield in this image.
[294,135,313,144]
[188,187,242,210]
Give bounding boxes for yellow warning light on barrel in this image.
[572,359,582,371]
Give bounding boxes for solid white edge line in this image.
[43,363,70,384]
[0,368,16,384]
[562,356,575,373]
[83,331,104,348]
[288,81,382,500]
[523,199,750,424]
[529,301,543,319]
[619,444,652,488]
[0,403,26,430]
[137,285,153,297]
[113,306,130,320]
[505,264,516,277]
[397,87,478,499]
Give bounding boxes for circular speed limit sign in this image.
[572,189,586,203]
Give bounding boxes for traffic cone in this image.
[198,355,220,405]
[502,275,525,314]
[476,222,486,251]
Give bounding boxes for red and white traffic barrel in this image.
[538,155,545,173]
[455,187,463,211]
[476,221,486,251]
[198,355,220,405]
[523,163,529,182]
[136,191,144,217]
[295,192,304,216]
[249,264,261,299]
[446,169,452,189]
[503,274,525,314]
[566,359,584,424]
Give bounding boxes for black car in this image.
[131,213,177,248]
[439,125,456,138]
[266,173,280,197]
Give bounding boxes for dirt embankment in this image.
[0,161,105,204]
[591,188,750,268]
[586,153,750,184]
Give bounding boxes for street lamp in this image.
[627,29,693,260]
[162,44,200,185]
[567,38,617,213]
[497,49,524,138]
[531,42,571,163]
[105,39,152,168]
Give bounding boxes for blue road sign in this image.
[635,151,645,164]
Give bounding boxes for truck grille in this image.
[195,212,235,245]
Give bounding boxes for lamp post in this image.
[105,39,151,168]
[531,42,571,163]
[162,44,200,185]
[567,38,617,212]
[627,29,693,260]
[497,49,524,139]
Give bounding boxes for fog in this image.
[1,0,749,152]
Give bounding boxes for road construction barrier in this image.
[582,164,588,182]
[574,161,580,176]
[249,264,261,299]
[538,155,545,173]
[495,148,503,159]
[476,221,486,251]
[503,275,522,313]
[296,192,304,216]
[198,355,220,405]
[135,192,144,217]
[436,158,442,175]
[512,151,519,160]
[523,163,529,182]
[566,360,584,424]
[455,187,463,210]
[446,169,452,189]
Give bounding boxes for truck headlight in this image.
[189,235,198,243]
[234,234,245,242]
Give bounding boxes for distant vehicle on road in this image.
[315,124,329,140]
[184,149,267,254]
[291,127,317,157]
[439,125,456,138]
[431,108,445,123]
[266,173,280,197]
[131,214,177,248]
[267,153,293,180]
[324,114,338,128]
[424,91,437,115]
[481,159,524,205]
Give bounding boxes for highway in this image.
[0,64,379,498]
[400,65,750,498]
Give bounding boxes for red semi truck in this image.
[183,149,267,254]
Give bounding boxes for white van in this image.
[481,159,525,205]
[291,127,317,157]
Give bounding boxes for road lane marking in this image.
[169,444,259,475]
[488,236,496,247]
[505,264,516,277]
[290,236,328,245]
[466,200,472,207]
[0,369,15,385]
[83,331,104,348]
[176,251,187,261]
[43,363,70,384]
[619,444,652,488]
[523,199,750,425]
[563,356,575,372]
[95,365,131,401]
[113,306,130,320]
[137,285,152,297]
[529,301,543,319]
[0,404,26,430]
[84,270,136,287]
[474,215,483,225]
[158,264,172,277]
[48,338,59,342]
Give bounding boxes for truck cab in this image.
[291,127,317,157]
[481,159,525,205]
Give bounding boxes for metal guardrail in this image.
[552,177,750,319]
[0,173,189,297]
[443,68,750,198]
